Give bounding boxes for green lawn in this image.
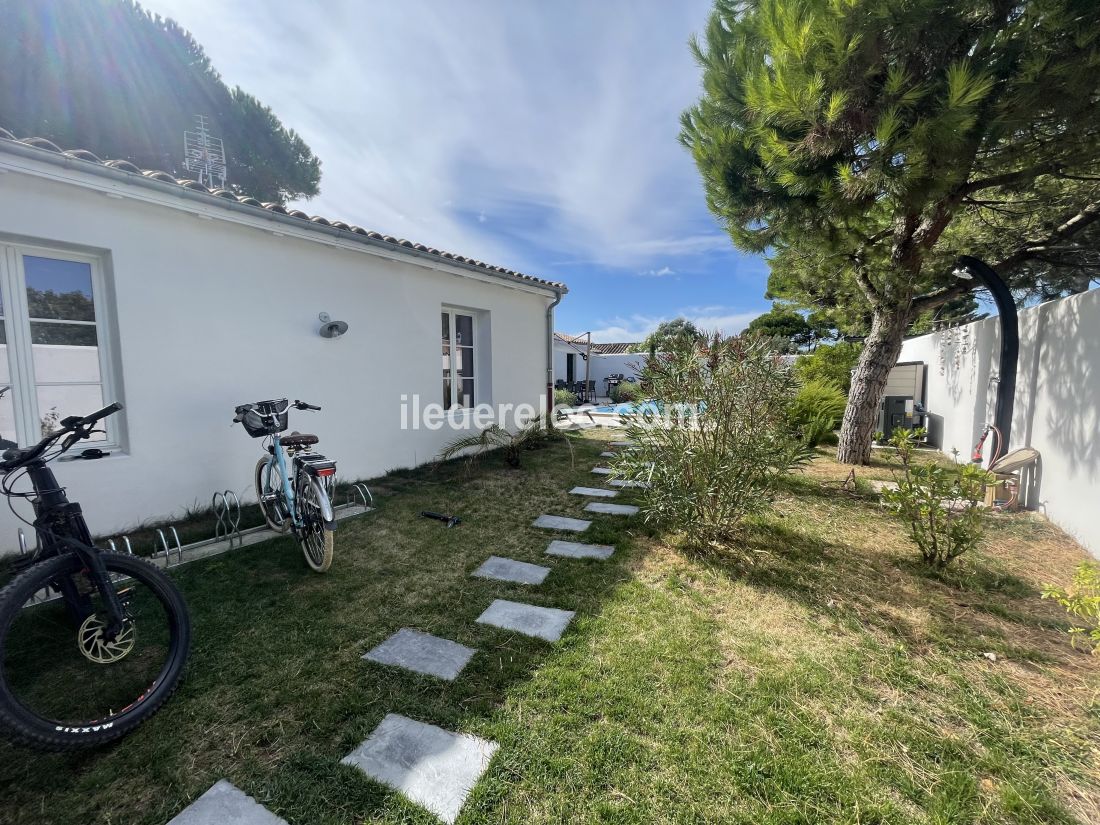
[0,431,1097,824]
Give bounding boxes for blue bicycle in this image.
[233,399,337,572]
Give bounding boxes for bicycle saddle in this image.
[281,431,319,448]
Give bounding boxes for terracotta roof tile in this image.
[0,126,566,292]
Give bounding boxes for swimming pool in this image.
[591,399,662,416]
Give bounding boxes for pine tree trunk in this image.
[836,305,911,464]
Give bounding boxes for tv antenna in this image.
[183,115,227,189]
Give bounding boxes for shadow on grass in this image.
[683,472,1076,663]
[0,433,638,825]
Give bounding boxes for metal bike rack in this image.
[106,535,134,555]
[157,526,183,566]
[345,482,373,509]
[213,490,243,549]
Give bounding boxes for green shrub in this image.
[1043,562,1100,654]
[788,379,846,446]
[794,342,862,393]
[610,380,642,403]
[553,388,578,408]
[880,429,993,568]
[436,421,546,469]
[614,334,810,553]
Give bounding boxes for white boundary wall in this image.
[898,287,1100,558]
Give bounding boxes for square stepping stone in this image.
[590,467,612,475]
[545,539,615,560]
[599,451,616,457]
[476,599,576,642]
[341,714,498,824]
[609,441,633,447]
[167,779,287,825]
[363,628,475,681]
[609,479,650,489]
[472,556,550,585]
[584,502,640,516]
[532,514,591,532]
[569,486,619,498]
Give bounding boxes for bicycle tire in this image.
[255,456,291,533]
[295,472,334,573]
[0,551,190,750]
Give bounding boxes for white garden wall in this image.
[898,287,1100,558]
[0,157,558,550]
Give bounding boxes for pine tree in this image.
[0,0,321,203]
[682,0,1100,463]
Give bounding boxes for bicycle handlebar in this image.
[0,402,123,471]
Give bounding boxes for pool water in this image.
[593,399,662,416]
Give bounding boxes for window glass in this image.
[36,384,106,441]
[23,256,96,321]
[442,311,475,409]
[0,251,116,447]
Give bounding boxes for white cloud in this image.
[142,0,720,273]
[582,308,761,342]
[639,265,676,277]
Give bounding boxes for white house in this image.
[553,334,646,398]
[0,129,567,547]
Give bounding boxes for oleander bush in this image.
[614,334,810,553]
[787,379,847,446]
[610,380,642,404]
[1043,561,1100,654]
[881,429,993,568]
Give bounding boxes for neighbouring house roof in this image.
[554,333,639,355]
[0,127,567,294]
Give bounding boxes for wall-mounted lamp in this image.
[318,311,349,339]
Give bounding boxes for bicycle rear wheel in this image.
[0,551,190,750]
[295,472,334,573]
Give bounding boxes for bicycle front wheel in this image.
[255,456,291,533]
[0,551,190,750]
[295,472,334,573]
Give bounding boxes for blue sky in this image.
[146,0,772,341]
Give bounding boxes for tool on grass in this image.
[420,511,461,528]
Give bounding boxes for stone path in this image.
[472,556,550,585]
[167,780,287,825]
[476,599,576,642]
[609,441,633,447]
[545,539,615,560]
[569,486,618,498]
[166,451,624,825]
[609,479,649,489]
[532,514,591,532]
[584,502,639,516]
[341,714,498,825]
[363,629,476,681]
[599,451,616,457]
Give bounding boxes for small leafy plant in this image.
[787,379,847,447]
[436,421,548,469]
[553,388,578,408]
[1042,562,1100,654]
[881,429,993,568]
[610,380,642,404]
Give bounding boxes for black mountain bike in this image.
[0,404,190,750]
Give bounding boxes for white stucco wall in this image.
[898,287,1100,558]
[0,160,557,548]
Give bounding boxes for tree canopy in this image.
[682,0,1100,462]
[744,303,833,351]
[633,318,705,354]
[0,0,321,203]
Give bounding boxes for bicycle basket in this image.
[240,399,289,438]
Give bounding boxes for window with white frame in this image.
[0,243,121,447]
[441,309,475,410]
